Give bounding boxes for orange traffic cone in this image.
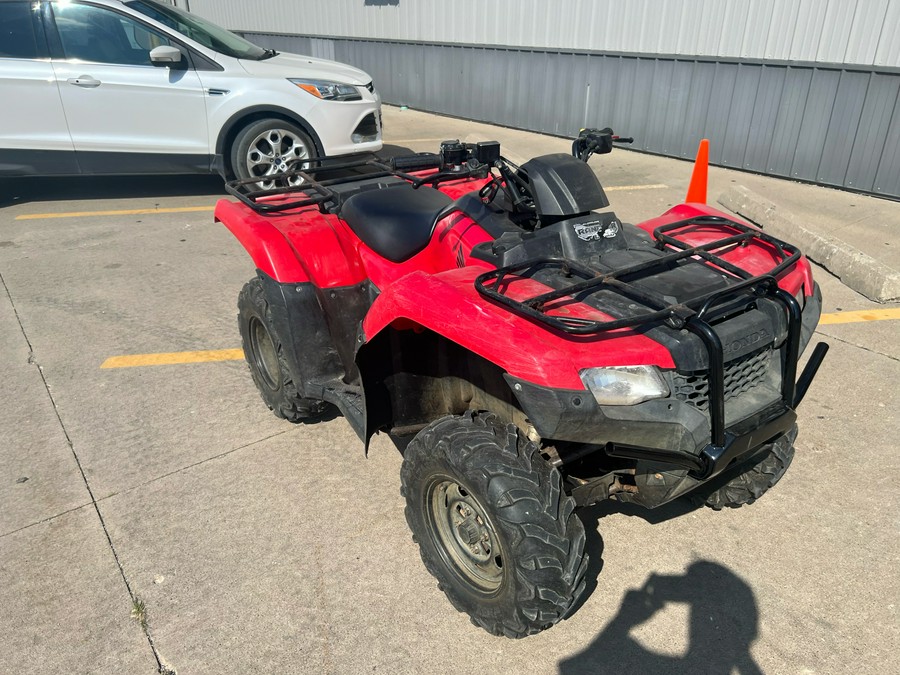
[686,139,709,204]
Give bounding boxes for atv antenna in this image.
[686,138,709,204]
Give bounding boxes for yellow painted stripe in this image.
[101,349,243,369]
[605,183,668,191]
[819,308,900,325]
[101,307,898,369]
[16,206,214,221]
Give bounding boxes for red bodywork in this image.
[215,175,814,391]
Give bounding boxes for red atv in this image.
[216,129,828,638]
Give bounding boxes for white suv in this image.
[0,0,382,186]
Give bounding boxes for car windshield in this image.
[124,0,270,60]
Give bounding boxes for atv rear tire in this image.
[400,412,588,638]
[237,278,330,422]
[697,425,797,510]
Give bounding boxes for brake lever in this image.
[479,178,499,204]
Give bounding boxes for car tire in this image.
[695,425,797,510]
[237,277,330,422]
[400,412,588,638]
[230,118,316,189]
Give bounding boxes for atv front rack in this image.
[476,216,829,479]
[475,216,801,335]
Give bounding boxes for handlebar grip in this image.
[613,137,634,144]
[390,153,442,172]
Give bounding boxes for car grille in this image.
[365,81,375,93]
[352,113,379,143]
[670,348,772,411]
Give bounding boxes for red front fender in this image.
[361,267,675,391]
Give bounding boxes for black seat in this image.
[340,184,453,263]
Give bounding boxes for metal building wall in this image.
[186,0,900,67]
[183,1,900,197]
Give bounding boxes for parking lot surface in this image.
[1,106,898,674]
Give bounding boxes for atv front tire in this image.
[400,412,588,638]
[237,278,330,422]
[697,425,797,510]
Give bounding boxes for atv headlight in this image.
[289,78,362,101]
[579,366,670,406]
[793,284,806,311]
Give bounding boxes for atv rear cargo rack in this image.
[476,215,829,479]
[223,156,385,214]
[223,151,484,215]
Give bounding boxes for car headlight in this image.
[579,365,670,406]
[289,78,362,101]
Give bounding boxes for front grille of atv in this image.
[671,348,772,411]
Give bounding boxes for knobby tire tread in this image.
[237,278,329,423]
[400,412,587,638]
[702,430,796,510]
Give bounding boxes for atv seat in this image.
[340,184,453,263]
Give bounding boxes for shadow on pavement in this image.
[0,174,227,209]
[0,145,426,210]
[569,497,697,618]
[587,495,701,525]
[560,560,762,675]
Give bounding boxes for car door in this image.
[0,0,77,175]
[47,0,210,174]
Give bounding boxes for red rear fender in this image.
[215,200,367,287]
[215,200,309,283]
[361,268,675,390]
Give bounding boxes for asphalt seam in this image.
[0,268,168,675]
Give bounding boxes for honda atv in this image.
[216,128,828,638]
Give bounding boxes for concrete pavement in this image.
[1,106,898,674]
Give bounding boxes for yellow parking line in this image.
[16,206,214,221]
[819,308,900,325]
[101,349,243,369]
[99,310,898,368]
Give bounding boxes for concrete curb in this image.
[718,185,900,303]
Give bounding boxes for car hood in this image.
[238,52,371,85]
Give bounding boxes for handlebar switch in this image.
[440,140,467,169]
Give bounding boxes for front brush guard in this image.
[476,217,830,481]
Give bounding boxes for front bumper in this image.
[507,283,828,507]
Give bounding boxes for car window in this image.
[125,0,267,60]
[51,1,173,65]
[0,2,42,58]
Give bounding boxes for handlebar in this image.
[572,127,633,162]
[388,153,443,172]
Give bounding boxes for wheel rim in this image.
[248,316,281,391]
[244,127,311,189]
[426,478,504,593]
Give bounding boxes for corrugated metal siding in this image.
[188,0,900,67]
[244,34,900,197]
[178,0,900,197]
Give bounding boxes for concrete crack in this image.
[94,429,291,505]
[0,501,95,540]
[816,329,900,364]
[1,269,172,675]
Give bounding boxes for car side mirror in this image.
[150,45,183,66]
